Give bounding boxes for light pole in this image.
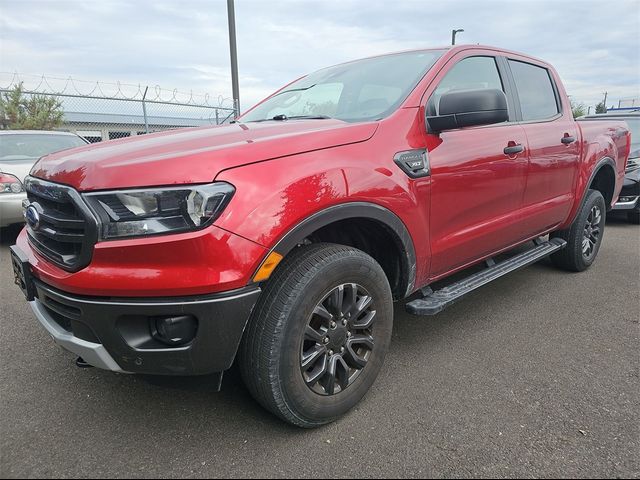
[451,28,464,45]
[227,0,240,118]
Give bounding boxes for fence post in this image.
[142,86,149,134]
[216,109,220,125]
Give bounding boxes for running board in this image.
[405,238,567,316]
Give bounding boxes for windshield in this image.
[241,50,446,123]
[0,133,87,162]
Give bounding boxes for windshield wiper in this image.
[273,114,332,121]
[249,114,332,122]
[273,84,317,97]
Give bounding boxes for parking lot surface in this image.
[1,221,638,479]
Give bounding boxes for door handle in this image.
[504,144,524,155]
[561,135,576,144]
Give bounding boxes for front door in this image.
[426,55,529,277]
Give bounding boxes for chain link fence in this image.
[0,73,237,143]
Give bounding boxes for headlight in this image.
[0,173,25,194]
[84,182,235,240]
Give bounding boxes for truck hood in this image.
[30,120,378,191]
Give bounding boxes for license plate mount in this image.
[10,245,35,301]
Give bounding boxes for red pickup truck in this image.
[11,45,630,428]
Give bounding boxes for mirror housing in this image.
[427,89,508,133]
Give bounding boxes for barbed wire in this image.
[0,72,234,109]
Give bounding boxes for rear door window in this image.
[508,60,560,121]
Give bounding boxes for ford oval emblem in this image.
[25,205,40,231]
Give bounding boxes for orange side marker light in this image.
[253,251,283,282]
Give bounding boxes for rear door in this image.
[425,53,529,277]
[506,58,580,233]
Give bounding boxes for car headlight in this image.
[0,173,25,194]
[84,182,235,240]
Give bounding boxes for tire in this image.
[551,189,606,272]
[628,210,640,225]
[239,243,394,428]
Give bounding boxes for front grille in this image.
[25,177,98,272]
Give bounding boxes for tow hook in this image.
[75,357,94,369]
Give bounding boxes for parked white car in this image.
[0,130,88,227]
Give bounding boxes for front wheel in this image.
[239,243,394,428]
[628,210,640,225]
[551,189,606,271]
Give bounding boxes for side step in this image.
[406,238,567,316]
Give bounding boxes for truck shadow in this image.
[130,366,303,432]
[140,363,245,396]
[606,214,636,226]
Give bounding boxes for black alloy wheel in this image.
[582,204,602,261]
[301,283,377,396]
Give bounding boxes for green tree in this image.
[595,101,607,114]
[570,98,587,118]
[0,82,64,130]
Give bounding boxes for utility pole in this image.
[451,29,464,45]
[602,91,608,113]
[227,0,240,118]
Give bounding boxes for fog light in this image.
[151,315,198,346]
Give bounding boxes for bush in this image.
[0,82,64,130]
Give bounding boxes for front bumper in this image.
[612,196,639,211]
[0,192,26,227]
[30,298,125,372]
[29,279,261,375]
[613,169,640,212]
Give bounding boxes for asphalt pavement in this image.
[1,221,638,478]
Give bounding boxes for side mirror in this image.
[426,89,508,133]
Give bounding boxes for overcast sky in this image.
[1,0,638,112]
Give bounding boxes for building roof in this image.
[63,111,225,127]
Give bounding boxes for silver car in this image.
[0,130,88,227]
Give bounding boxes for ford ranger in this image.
[10,45,631,428]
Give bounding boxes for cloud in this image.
[0,0,638,109]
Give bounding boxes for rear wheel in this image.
[551,189,606,271]
[239,243,394,428]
